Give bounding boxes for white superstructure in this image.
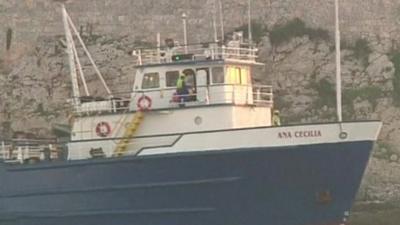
[69,39,274,159]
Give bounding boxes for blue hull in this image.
[0,141,373,225]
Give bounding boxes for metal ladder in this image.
[113,111,145,156]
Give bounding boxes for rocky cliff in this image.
[1,0,400,51]
[0,0,400,205]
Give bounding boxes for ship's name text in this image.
[278,130,322,139]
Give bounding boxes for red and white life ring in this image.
[137,95,152,111]
[95,121,111,137]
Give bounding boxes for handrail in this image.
[135,44,258,66]
[72,84,273,115]
[0,140,63,164]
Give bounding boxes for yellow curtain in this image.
[226,66,241,84]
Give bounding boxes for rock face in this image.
[1,0,400,53]
[0,0,399,204]
[0,35,137,137]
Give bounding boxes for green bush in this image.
[6,28,12,51]
[342,38,372,67]
[391,52,400,106]
[372,141,397,161]
[310,78,336,107]
[343,86,382,107]
[34,103,59,118]
[269,18,330,46]
[341,86,382,120]
[353,39,372,61]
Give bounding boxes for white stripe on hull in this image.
[138,121,382,156]
[68,121,381,160]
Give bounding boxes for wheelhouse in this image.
[131,60,271,111]
[74,42,273,115]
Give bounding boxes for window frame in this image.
[165,70,180,88]
[211,66,225,85]
[141,72,160,89]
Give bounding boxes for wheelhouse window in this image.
[226,66,250,85]
[211,67,224,84]
[166,71,180,87]
[240,67,250,85]
[142,72,160,89]
[226,66,241,84]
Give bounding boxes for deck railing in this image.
[0,139,62,164]
[72,84,273,115]
[134,44,258,65]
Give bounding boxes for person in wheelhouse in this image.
[176,73,189,103]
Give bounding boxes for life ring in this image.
[95,121,111,137]
[137,95,152,111]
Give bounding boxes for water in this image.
[349,201,400,225]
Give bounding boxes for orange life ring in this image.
[137,95,152,111]
[95,121,111,137]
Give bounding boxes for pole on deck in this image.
[62,4,81,105]
[335,0,342,122]
[182,13,188,53]
[248,0,253,46]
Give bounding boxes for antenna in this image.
[218,0,225,42]
[335,0,342,122]
[156,33,161,62]
[182,13,188,53]
[248,0,253,46]
[212,0,218,42]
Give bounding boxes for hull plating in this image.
[0,141,373,225]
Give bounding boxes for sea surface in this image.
[349,201,400,225]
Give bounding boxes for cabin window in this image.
[211,67,224,84]
[226,66,241,84]
[166,71,180,87]
[240,67,250,85]
[142,72,160,89]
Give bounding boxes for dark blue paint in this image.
[0,141,373,225]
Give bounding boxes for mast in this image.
[182,13,188,53]
[248,0,252,46]
[212,0,218,42]
[62,4,80,105]
[71,37,90,96]
[218,0,224,42]
[335,0,342,122]
[66,13,112,96]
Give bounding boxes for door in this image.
[196,68,210,103]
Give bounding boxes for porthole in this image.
[194,116,202,125]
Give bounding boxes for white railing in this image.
[0,139,61,164]
[135,44,258,66]
[72,84,273,115]
[74,97,131,115]
[253,85,274,105]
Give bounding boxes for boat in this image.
[0,2,381,225]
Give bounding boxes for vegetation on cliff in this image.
[390,52,400,106]
[269,18,330,46]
